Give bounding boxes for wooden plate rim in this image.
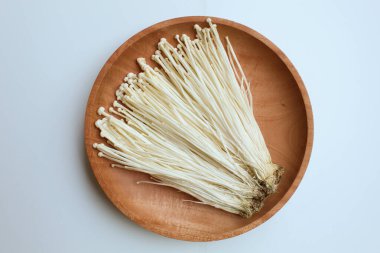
[84,16,314,241]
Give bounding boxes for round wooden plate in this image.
[85,16,313,241]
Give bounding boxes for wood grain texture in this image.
[84,16,314,241]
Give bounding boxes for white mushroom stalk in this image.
[93,18,283,217]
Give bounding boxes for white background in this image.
[1,0,379,252]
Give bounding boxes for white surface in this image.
[1,0,379,252]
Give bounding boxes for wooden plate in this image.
[84,16,313,241]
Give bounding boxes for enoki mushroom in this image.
[93,18,283,217]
